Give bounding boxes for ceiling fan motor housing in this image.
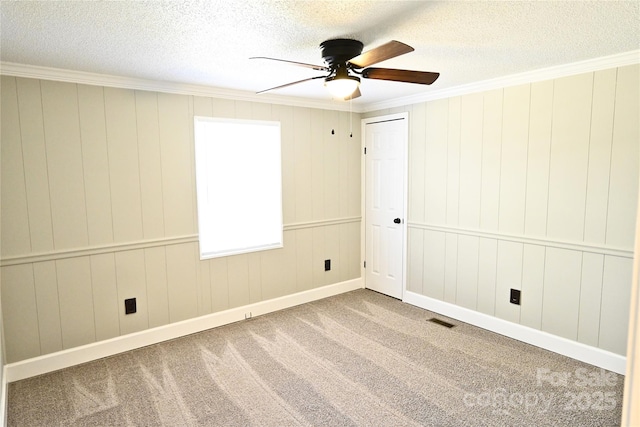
[320,39,364,68]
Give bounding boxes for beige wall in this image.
[0,76,362,363]
[366,64,639,357]
[0,278,4,397]
[2,64,637,365]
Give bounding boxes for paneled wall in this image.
[367,64,639,357]
[0,293,4,388]
[0,76,361,363]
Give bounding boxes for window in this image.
[194,117,282,259]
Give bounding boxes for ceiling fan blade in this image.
[344,87,362,100]
[250,57,328,71]
[256,75,326,94]
[362,68,440,85]
[347,40,414,68]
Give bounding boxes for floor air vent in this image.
[428,318,455,328]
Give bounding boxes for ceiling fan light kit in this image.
[324,67,361,99]
[252,38,440,100]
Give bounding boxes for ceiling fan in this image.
[251,39,440,100]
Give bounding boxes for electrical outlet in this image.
[510,289,521,305]
[125,298,137,314]
[324,259,331,271]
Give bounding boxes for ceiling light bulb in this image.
[325,75,360,99]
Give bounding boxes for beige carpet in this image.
[8,289,624,426]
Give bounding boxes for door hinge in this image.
[364,147,367,155]
[363,261,366,268]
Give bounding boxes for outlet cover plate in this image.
[510,289,521,305]
[125,298,137,314]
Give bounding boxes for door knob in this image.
[393,218,401,224]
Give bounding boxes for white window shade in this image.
[194,117,282,259]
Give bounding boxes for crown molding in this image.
[3,50,638,114]
[361,50,640,112]
[0,62,364,113]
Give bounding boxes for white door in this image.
[364,115,407,299]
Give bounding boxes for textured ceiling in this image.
[1,1,639,107]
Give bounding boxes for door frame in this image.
[360,112,409,299]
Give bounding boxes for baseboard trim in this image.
[403,291,627,375]
[5,278,364,383]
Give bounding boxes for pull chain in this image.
[349,96,353,138]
